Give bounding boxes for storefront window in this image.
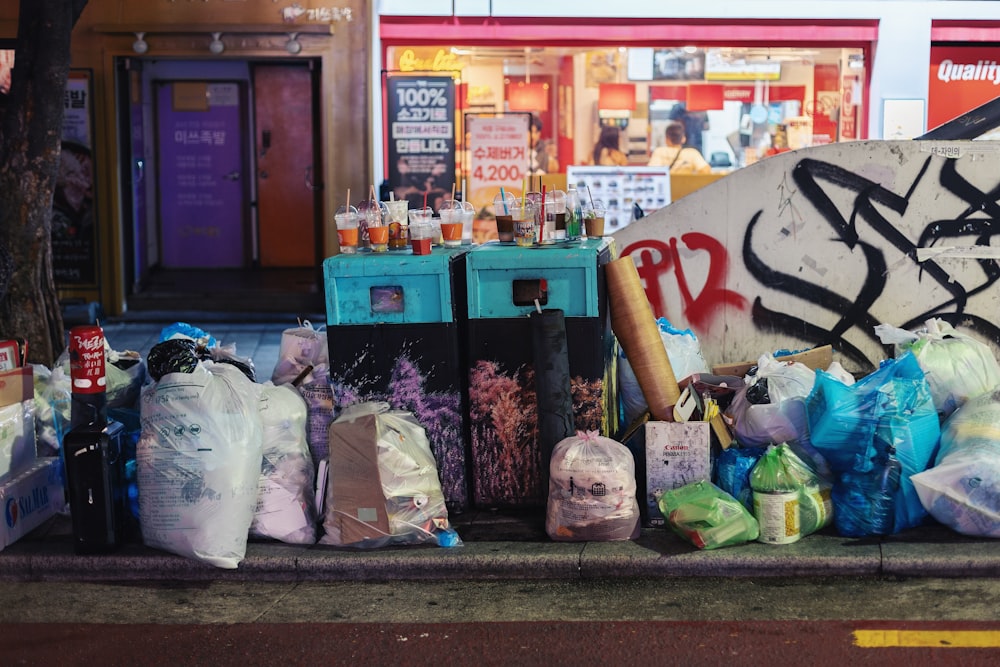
[384,44,865,232]
[387,44,864,171]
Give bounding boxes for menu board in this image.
[465,113,530,216]
[386,75,456,212]
[565,166,671,233]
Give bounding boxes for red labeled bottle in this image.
[68,324,108,429]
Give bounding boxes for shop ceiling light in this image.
[508,82,548,112]
[132,32,148,55]
[598,83,637,111]
[209,32,225,55]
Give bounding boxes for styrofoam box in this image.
[1,457,65,552]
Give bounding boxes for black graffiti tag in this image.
[744,156,1000,371]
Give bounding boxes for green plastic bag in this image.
[658,480,759,550]
[750,444,833,540]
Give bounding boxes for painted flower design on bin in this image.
[468,360,605,507]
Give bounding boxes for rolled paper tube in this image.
[605,255,681,420]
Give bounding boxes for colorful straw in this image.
[499,187,509,214]
[540,184,546,242]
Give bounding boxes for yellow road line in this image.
[854,630,1000,648]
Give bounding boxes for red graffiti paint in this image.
[622,234,748,331]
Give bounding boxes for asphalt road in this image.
[2,576,999,665]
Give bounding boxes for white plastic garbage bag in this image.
[137,361,263,568]
[252,383,317,544]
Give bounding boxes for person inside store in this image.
[586,125,629,166]
[668,103,709,155]
[529,115,559,174]
[647,121,711,174]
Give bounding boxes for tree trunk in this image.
[0,0,88,367]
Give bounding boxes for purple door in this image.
[156,81,246,268]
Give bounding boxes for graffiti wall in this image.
[613,140,1000,374]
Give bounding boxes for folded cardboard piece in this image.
[326,413,391,545]
[711,345,833,379]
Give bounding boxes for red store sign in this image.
[928,45,1000,130]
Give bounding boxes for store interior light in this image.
[132,32,148,54]
[598,83,636,111]
[508,82,548,112]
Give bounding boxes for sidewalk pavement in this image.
[4,318,995,583]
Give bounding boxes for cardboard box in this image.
[644,421,711,526]
[711,345,833,378]
[326,413,391,545]
[0,366,32,409]
[0,367,36,480]
[0,457,65,551]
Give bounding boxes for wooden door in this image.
[253,63,318,267]
[155,81,248,268]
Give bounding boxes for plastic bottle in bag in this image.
[750,446,801,544]
[833,445,901,537]
[565,184,583,239]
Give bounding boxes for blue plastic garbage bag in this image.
[805,352,940,535]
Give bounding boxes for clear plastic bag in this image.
[321,402,460,549]
[546,430,640,541]
[876,318,1000,419]
[911,388,1000,537]
[618,318,709,426]
[271,320,329,386]
[30,363,71,455]
[726,354,818,447]
[137,362,264,569]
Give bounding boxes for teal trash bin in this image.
[322,246,471,512]
[465,238,619,508]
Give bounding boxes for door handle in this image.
[261,130,271,158]
[305,165,322,191]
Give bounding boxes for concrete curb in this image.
[2,517,997,582]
